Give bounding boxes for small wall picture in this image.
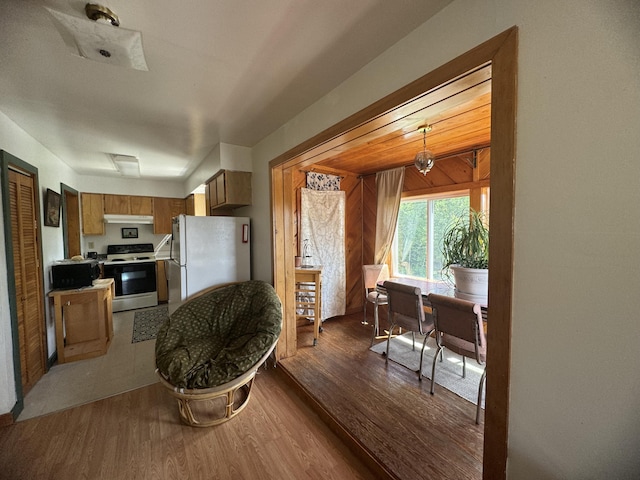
[121,227,138,239]
[44,188,61,227]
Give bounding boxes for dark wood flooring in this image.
[280,311,484,480]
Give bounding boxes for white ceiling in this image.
[0,0,452,180]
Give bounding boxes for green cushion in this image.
[155,280,282,389]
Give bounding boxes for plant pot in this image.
[450,265,488,301]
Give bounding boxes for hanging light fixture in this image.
[45,3,148,71]
[414,125,435,175]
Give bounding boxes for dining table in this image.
[375,276,488,338]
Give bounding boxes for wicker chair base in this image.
[156,343,276,427]
[157,370,256,427]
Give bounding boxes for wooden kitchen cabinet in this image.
[130,196,153,215]
[185,193,206,216]
[103,194,128,214]
[153,197,186,234]
[104,194,153,215]
[49,278,114,363]
[81,192,105,235]
[206,170,251,214]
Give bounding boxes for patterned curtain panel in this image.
[306,172,341,191]
[300,188,346,320]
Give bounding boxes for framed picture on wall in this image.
[44,188,61,227]
[121,227,138,239]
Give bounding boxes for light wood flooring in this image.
[0,365,375,480]
[2,310,483,480]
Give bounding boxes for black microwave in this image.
[51,259,100,289]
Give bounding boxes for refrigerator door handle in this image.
[242,224,249,243]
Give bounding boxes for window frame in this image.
[391,188,489,281]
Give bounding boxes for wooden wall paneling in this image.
[362,175,377,266]
[477,148,491,180]
[341,175,363,315]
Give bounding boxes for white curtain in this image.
[374,167,405,264]
[300,188,346,320]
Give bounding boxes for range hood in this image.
[103,214,154,224]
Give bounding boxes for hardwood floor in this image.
[281,312,484,480]
[0,311,483,480]
[0,366,375,480]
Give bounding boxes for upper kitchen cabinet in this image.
[206,170,251,214]
[185,193,206,216]
[104,194,153,215]
[130,196,153,215]
[81,193,104,235]
[153,197,186,234]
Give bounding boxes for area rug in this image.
[132,305,169,343]
[370,332,485,407]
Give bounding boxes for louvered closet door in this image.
[9,169,45,394]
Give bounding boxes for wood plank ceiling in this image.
[302,63,492,177]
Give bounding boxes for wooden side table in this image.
[295,266,322,346]
[49,278,114,363]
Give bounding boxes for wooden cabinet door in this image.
[152,197,171,234]
[81,193,104,235]
[130,196,153,215]
[103,194,130,214]
[206,170,252,213]
[215,173,226,206]
[153,197,185,234]
[169,198,186,218]
[185,195,195,215]
[9,169,46,394]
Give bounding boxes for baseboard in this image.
[273,365,398,480]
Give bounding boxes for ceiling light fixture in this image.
[112,155,141,177]
[414,125,435,175]
[85,4,120,26]
[45,4,148,71]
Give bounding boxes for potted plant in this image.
[441,208,489,301]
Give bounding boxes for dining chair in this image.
[362,264,389,345]
[427,293,486,424]
[383,280,434,381]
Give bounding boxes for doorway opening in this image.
[270,27,516,479]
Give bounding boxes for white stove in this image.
[103,243,158,311]
[105,243,156,264]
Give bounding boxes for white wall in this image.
[248,1,640,478]
[0,111,82,412]
[2,1,639,477]
[0,112,185,415]
[184,142,253,195]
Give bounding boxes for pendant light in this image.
[414,125,435,175]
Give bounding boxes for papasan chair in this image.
[155,280,282,427]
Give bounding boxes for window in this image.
[392,193,470,281]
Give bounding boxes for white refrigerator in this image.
[167,215,250,312]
